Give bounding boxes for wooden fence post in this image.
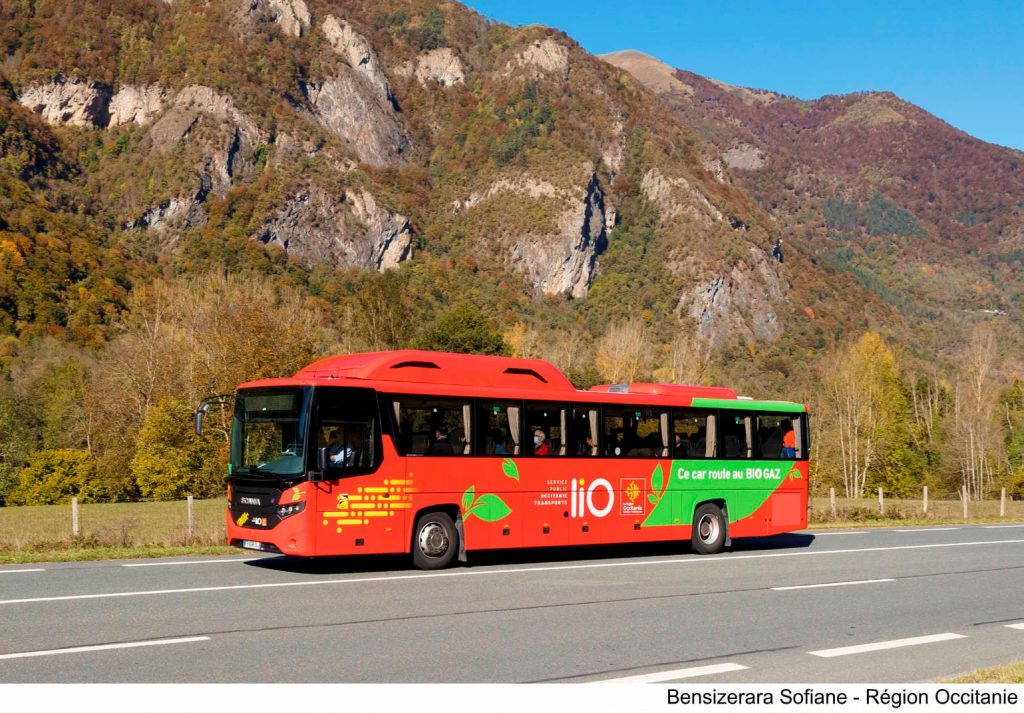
[923,485,928,515]
[71,496,79,539]
[962,487,968,519]
[830,488,836,518]
[1001,488,1006,517]
[878,487,884,515]
[187,495,195,538]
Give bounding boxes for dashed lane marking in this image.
[772,578,894,591]
[593,663,749,683]
[121,559,258,567]
[0,636,210,660]
[808,633,966,658]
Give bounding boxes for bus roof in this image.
[236,350,805,411]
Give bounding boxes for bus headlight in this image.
[277,502,306,520]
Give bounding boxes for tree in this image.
[819,332,905,498]
[86,272,336,500]
[655,328,711,385]
[594,320,653,384]
[414,303,507,355]
[132,398,225,500]
[946,324,1001,500]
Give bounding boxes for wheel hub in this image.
[418,523,449,557]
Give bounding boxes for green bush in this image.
[7,449,107,505]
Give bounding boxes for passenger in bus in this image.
[674,432,689,457]
[533,429,550,455]
[780,419,796,459]
[488,428,507,455]
[327,429,354,467]
[430,427,454,455]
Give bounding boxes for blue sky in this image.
[462,1,1024,152]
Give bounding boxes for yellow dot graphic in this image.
[336,527,342,533]
[322,520,328,526]
[578,478,585,486]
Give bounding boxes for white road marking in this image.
[594,663,748,683]
[0,636,210,660]
[983,524,1024,529]
[3,538,1024,607]
[808,633,966,658]
[811,531,868,536]
[0,569,44,574]
[1004,623,1024,630]
[895,528,959,532]
[772,578,894,591]
[121,558,258,567]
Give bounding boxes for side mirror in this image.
[194,403,209,435]
[309,447,328,483]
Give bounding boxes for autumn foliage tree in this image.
[86,272,338,500]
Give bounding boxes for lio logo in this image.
[570,478,614,518]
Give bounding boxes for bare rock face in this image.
[682,248,787,346]
[321,15,393,106]
[503,38,569,79]
[478,172,607,297]
[395,48,466,87]
[641,167,724,226]
[255,188,412,271]
[127,190,208,233]
[242,0,311,37]
[722,143,766,171]
[147,85,266,195]
[108,85,168,126]
[18,76,111,127]
[302,73,409,166]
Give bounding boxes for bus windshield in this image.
[230,387,311,478]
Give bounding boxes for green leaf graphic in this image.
[501,458,519,481]
[651,463,664,496]
[466,493,512,522]
[461,486,476,513]
[787,468,802,481]
[648,493,659,505]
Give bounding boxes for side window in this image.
[756,413,793,460]
[392,397,472,456]
[572,405,600,456]
[672,409,712,459]
[603,406,668,458]
[525,402,568,456]
[315,388,379,471]
[477,401,521,455]
[721,411,753,459]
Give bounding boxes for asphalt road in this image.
[2,524,1024,684]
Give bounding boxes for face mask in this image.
[534,436,541,445]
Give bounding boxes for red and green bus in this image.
[195,350,809,569]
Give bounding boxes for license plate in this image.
[240,540,264,551]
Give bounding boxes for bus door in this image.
[311,387,402,555]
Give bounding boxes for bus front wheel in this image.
[691,503,726,555]
[412,512,458,570]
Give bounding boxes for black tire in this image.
[412,512,458,570]
[691,503,727,555]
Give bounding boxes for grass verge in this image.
[941,662,1024,683]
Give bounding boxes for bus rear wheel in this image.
[412,512,458,570]
[691,503,726,555]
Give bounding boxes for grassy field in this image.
[0,498,233,563]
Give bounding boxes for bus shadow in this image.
[244,533,816,575]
